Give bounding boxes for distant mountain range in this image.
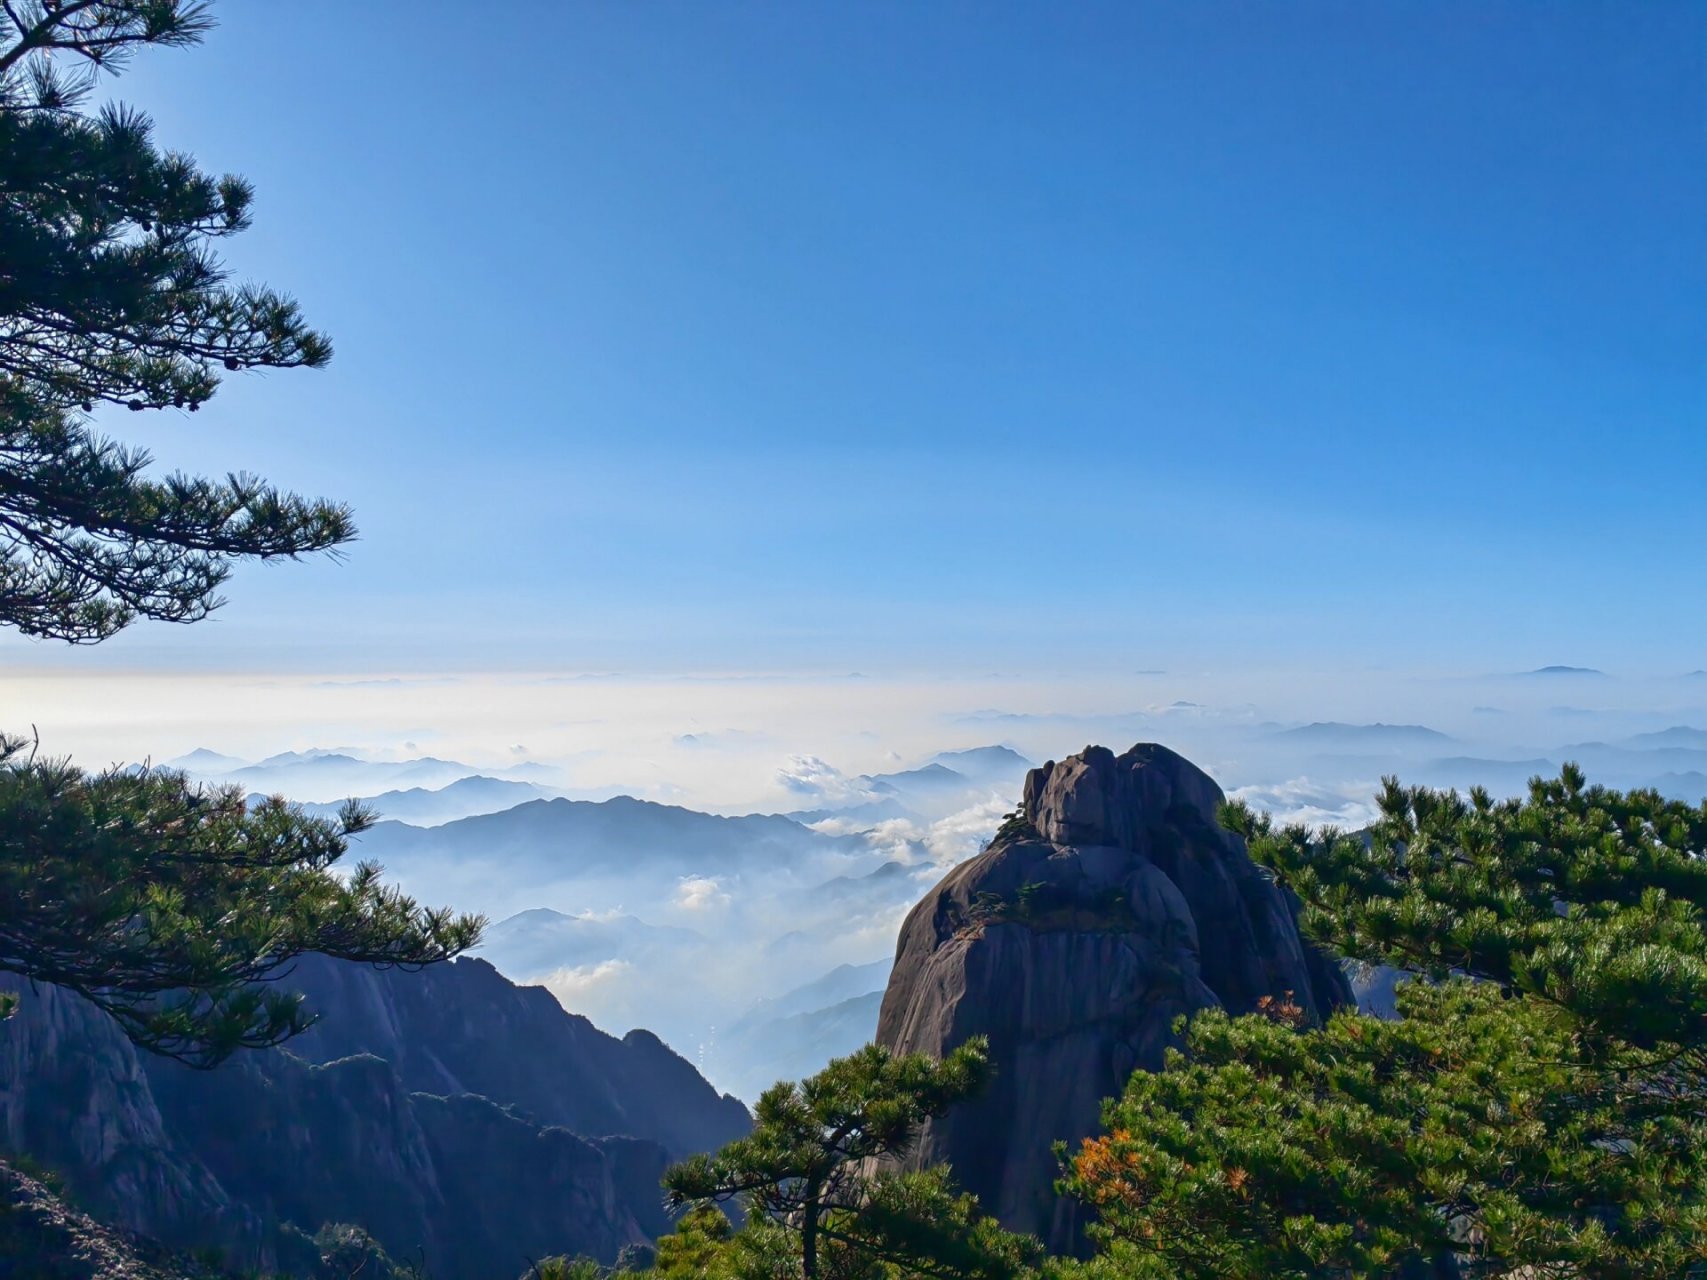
[1412,756,1560,793]
[715,992,886,1103]
[785,746,1033,827]
[802,860,922,909]
[728,959,893,1027]
[1622,726,1707,750]
[1551,742,1707,779]
[352,797,927,1078]
[472,903,907,1102]
[165,747,249,772]
[928,745,1033,777]
[167,747,563,806]
[705,960,893,1102]
[1270,722,1454,749]
[1413,739,1707,802]
[271,775,556,826]
[861,762,969,793]
[356,795,879,889]
[1655,772,1707,802]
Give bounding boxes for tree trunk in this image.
[802,1184,820,1280]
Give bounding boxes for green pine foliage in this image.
[0,3,482,1066]
[0,732,483,1065]
[1234,765,1707,1073]
[651,1206,735,1279]
[518,1259,604,1280]
[1063,768,1707,1279]
[664,1039,1039,1280]
[1,1,352,642]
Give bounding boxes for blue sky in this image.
[18,1,1704,677]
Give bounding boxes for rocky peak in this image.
[1022,742,1226,849]
[876,742,1351,1254]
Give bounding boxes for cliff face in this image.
[0,970,253,1257]
[0,956,750,1279]
[876,743,1352,1253]
[274,953,750,1160]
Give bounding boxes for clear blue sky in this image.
[37,1,1706,676]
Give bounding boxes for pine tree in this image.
[1063,769,1707,1279]
[1,1,350,642]
[651,1206,735,1279]
[664,1039,1039,1280]
[0,2,482,1066]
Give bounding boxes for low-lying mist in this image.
[9,663,1707,1098]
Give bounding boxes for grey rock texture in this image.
[0,956,749,1278]
[279,953,749,1160]
[876,743,1352,1253]
[0,1159,217,1280]
[0,972,253,1258]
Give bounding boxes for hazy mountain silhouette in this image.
[860,762,968,792]
[1622,726,1707,750]
[928,745,1033,777]
[168,747,557,804]
[1270,722,1453,749]
[728,960,892,1027]
[710,964,891,1102]
[277,775,555,826]
[1414,757,1559,793]
[164,747,248,772]
[476,907,703,980]
[355,795,875,886]
[1654,772,1707,801]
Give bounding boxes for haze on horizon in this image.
[29,657,1700,1102]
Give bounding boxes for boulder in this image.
[875,743,1351,1252]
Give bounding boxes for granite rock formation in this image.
[875,742,1352,1252]
[0,956,749,1278]
[0,1159,213,1280]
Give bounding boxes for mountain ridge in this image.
[0,956,749,1278]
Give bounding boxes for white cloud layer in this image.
[22,662,1707,1099]
[1227,778,1382,830]
[775,754,872,804]
[675,875,732,912]
[543,958,631,1001]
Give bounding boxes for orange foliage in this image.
[1255,990,1307,1028]
[1074,1130,1148,1207]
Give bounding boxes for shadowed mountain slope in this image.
[0,957,748,1279]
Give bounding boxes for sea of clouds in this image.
[8,662,1706,1097]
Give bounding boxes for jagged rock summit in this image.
[876,742,1351,1252]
